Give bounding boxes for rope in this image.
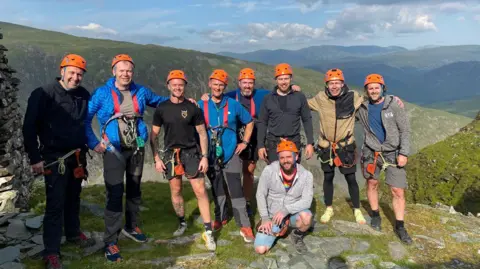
[378,152,397,172]
[44,148,79,175]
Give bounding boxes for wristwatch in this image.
[242,141,249,145]
[201,154,208,159]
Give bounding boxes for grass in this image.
[21,179,480,268]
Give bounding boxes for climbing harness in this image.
[256,218,290,237]
[314,132,356,168]
[366,151,397,175]
[203,99,235,170]
[101,89,144,166]
[42,148,85,179]
[236,93,255,141]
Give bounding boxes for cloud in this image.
[201,30,238,42]
[217,0,259,12]
[457,16,466,21]
[475,14,480,21]
[65,23,117,35]
[247,23,328,40]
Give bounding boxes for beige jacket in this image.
[308,89,363,149]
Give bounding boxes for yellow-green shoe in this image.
[320,207,334,224]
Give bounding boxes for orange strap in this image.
[111,89,140,114]
[236,93,255,117]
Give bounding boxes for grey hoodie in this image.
[357,95,410,156]
[256,161,313,221]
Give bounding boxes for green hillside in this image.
[427,97,480,118]
[407,111,480,214]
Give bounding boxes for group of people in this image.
[22,53,413,269]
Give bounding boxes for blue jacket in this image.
[198,95,253,164]
[224,88,270,119]
[85,77,168,151]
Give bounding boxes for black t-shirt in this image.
[237,94,257,146]
[152,99,204,149]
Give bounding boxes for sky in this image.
[1,0,480,53]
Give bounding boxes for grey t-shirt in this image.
[118,90,135,147]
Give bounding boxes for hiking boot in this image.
[67,232,96,248]
[239,227,255,243]
[354,209,366,225]
[202,230,216,251]
[173,223,187,237]
[44,254,63,269]
[121,226,147,243]
[320,207,334,224]
[395,227,413,245]
[371,215,382,231]
[290,231,308,254]
[213,219,228,232]
[104,243,122,262]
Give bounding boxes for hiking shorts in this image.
[254,209,312,249]
[162,146,204,180]
[361,147,407,189]
[317,143,357,175]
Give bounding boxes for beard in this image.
[280,162,296,175]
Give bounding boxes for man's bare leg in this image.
[169,176,186,236]
[190,178,211,224]
[366,179,381,230]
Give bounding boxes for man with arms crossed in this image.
[150,70,216,251]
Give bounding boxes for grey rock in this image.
[440,217,449,224]
[60,251,82,260]
[123,244,153,252]
[13,212,34,220]
[345,254,379,267]
[352,240,370,253]
[316,237,352,257]
[143,257,175,266]
[0,246,20,264]
[249,260,267,269]
[328,257,347,269]
[358,265,376,269]
[80,200,104,217]
[31,234,43,245]
[434,202,450,212]
[0,262,25,269]
[274,249,291,264]
[275,237,289,248]
[26,245,44,258]
[264,257,278,269]
[177,253,215,262]
[449,206,457,214]
[0,213,18,226]
[332,220,383,236]
[450,232,469,243]
[311,222,328,233]
[288,255,310,269]
[414,235,446,249]
[5,220,31,240]
[139,206,149,212]
[14,243,36,251]
[155,234,199,246]
[195,244,206,250]
[25,215,43,229]
[388,241,407,261]
[379,262,400,269]
[303,253,327,269]
[0,227,7,233]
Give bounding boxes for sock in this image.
[293,228,305,236]
[178,216,186,225]
[372,210,380,217]
[246,201,251,207]
[395,220,404,229]
[204,222,212,232]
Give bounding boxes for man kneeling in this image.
[255,139,313,254]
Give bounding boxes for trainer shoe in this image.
[290,231,308,254]
[320,207,334,224]
[173,223,187,237]
[44,254,63,269]
[202,230,216,251]
[354,209,366,225]
[104,243,122,262]
[121,226,147,243]
[213,219,228,232]
[239,227,255,243]
[67,232,96,248]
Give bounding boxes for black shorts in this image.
[239,142,259,162]
[317,143,357,175]
[162,146,204,180]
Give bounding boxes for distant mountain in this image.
[218,45,407,66]
[427,97,480,118]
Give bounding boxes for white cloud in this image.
[202,30,238,42]
[474,14,480,21]
[457,16,466,21]
[218,0,258,12]
[65,23,117,35]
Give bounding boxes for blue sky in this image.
[2,0,480,53]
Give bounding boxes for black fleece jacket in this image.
[22,78,90,164]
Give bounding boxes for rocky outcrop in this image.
[0,28,34,211]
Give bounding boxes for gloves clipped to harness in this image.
[174,148,185,176]
[73,150,86,180]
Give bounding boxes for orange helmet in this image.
[209,69,229,85]
[238,68,255,80]
[277,139,299,153]
[364,73,385,87]
[167,70,188,84]
[324,68,345,83]
[60,54,87,71]
[275,63,293,78]
[111,54,134,68]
